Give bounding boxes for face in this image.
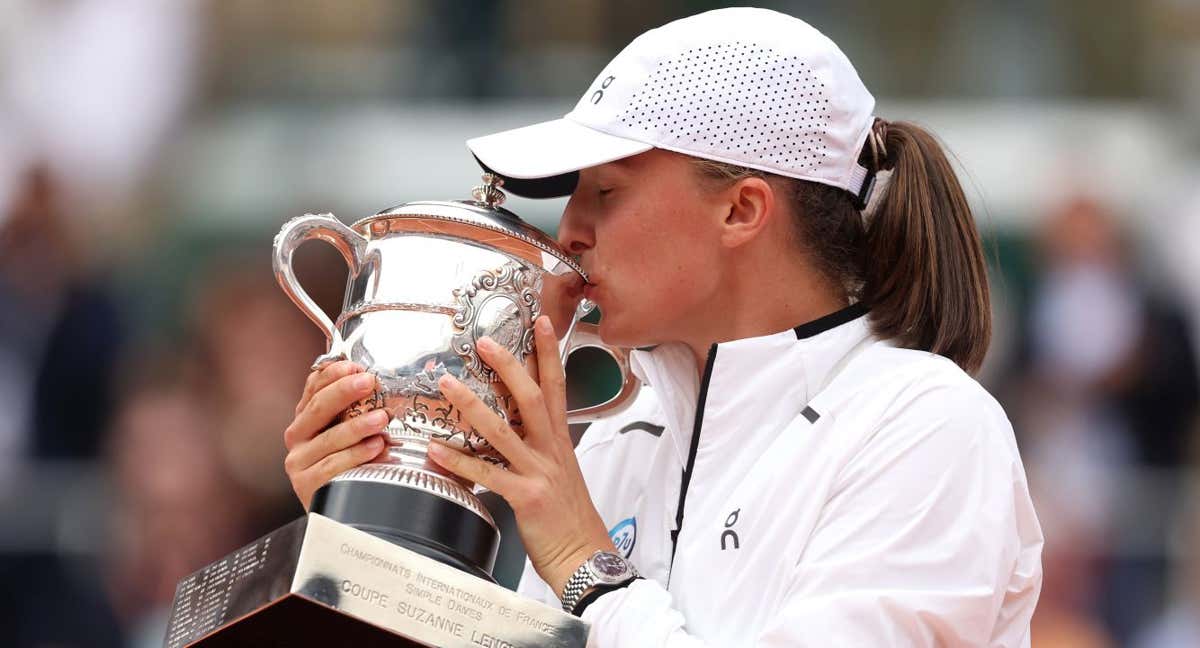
[557,149,728,348]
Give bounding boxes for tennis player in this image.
[284,8,1043,646]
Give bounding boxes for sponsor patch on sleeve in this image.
[608,517,637,558]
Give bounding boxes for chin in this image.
[596,313,652,349]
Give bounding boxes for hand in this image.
[283,360,390,509]
[427,316,615,597]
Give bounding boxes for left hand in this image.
[427,315,615,597]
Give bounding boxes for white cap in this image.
[467,7,876,199]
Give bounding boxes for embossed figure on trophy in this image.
[404,393,429,428]
[430,401,464,445]
[450,261,544,386]
[343,385,386,421]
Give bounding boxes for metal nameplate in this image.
[293,514,585,647]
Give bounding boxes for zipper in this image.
[668,343,718,582]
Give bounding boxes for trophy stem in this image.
[310,465,500,583]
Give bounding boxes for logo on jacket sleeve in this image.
[608,517,637,558]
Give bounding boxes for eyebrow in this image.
[593,158,636,177]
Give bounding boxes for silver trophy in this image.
[159,176,637,647]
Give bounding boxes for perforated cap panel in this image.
[618,42,833,175]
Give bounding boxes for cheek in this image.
[600,261,712,346]
[633,246,706,299]
[639,199,718,293]
[597,207,719,340]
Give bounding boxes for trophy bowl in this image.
[272,175,639,582]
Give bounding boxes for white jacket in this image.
[520,308,1044,647]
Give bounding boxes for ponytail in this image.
[861,120,991,374]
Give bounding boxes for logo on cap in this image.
[591,76,616,105]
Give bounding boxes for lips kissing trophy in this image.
[161,175,638,647]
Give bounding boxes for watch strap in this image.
[560,561,596,612]
[571,576,640,617]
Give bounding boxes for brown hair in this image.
[693,120,992,375]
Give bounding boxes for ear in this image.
[718,176,775,248]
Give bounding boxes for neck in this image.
[680,252,848,376]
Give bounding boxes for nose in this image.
[557,194,594,256]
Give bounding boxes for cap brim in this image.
[467,118,652,198]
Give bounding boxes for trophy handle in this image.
[563,322,641,424]
[273,213,368,368]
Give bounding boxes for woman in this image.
[283,8,1043,646]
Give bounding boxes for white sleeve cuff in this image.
[582,578,705,648]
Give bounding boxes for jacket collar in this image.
[630,304,873,464]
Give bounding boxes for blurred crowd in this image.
[1000,198,1200,647]
[2,1,1200,647]
[0,161,338,646]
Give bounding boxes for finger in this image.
[539,271,585,338]
[297,360,364,415]
[285,372,378,449]
[533,316,569,432]
[286,408,390,473]
[476,337,554,445]
[439,374,536,471]
[427,442,521,498]
[296,435,387,507]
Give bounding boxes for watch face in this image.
[592,552,628,579]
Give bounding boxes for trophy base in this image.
[311,476,499,582]
[175,595,426,647]
[163,514,587,648]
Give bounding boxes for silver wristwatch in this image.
[560,550,639,613]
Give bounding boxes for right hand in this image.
[283,360,390,509]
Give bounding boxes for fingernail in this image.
[427,443,445,458]
[477,337,497,352]
[438,374,459,390]
[366,409,388,425]
[354,374,375,390]
[536,317,552,334]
